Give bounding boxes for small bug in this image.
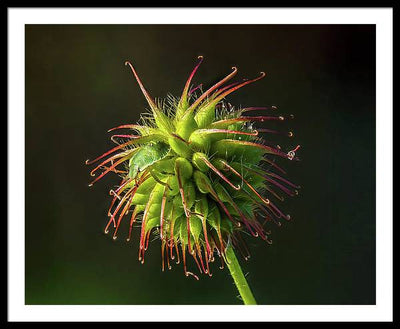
[128,142,171,179]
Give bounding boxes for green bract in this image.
[86,56,300,279]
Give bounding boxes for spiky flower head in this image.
[86,56,300,280]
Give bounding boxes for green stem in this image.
[225,245,257,305]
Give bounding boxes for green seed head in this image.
[86,56,300,279]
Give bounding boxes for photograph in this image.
[7,7,393,323]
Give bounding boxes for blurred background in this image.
[25,25,375,305]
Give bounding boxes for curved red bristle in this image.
[241,106,277,113]
[159,186,168,240]
[89,151,131,177]
[188,83,203,96]
[268,200,291,221]
[245,166,297,196]
[208,187,235,224]
[264,185,285,201]
[245,191,282,226]
[139,194,153,252]
[213,79,247,97]
[111,134,140,142]
[265,171,299,189]
[220,160,271,206]
[186,272,200,280]
[161,240,166,271]
[196,128,259,137]
[206,72,266,109]
[287,145,301,160]
[169,210,181,265]
[145,230,151,250]
[225,139,292,159]
[181,244,199,280]
[88,154,132,186]
[187,66,238,112]
[261,157,287,174]
[114,178,134,194]
[191,248,203,274]
[186,215,192,254]
[174,240,180,265]
[257,128,293,137]
[127,207,138,242]
[176,166,191,218]
[107,124,145,133]
[196,244,207,274]
[85,138,139,165]
[114,174,150,239]
[136,173,157,260]
[166,242,172,270]
[200,155,240,191]
[125,61,158,111]
[211,115,284,127]
[211,233,225,265]
[205,249,212,276]
[105,185,135,234]
[228,199,258,237]
[234,234,251,261]
[219,253,225,270]
[100,166,127,175]
[195,212,211,256]
[251,220,272,243]
[107,195,119,224]
[107,178,129,217]
[180,56,204,103]
[112,186,138,239]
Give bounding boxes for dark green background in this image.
[25,25,376,305]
